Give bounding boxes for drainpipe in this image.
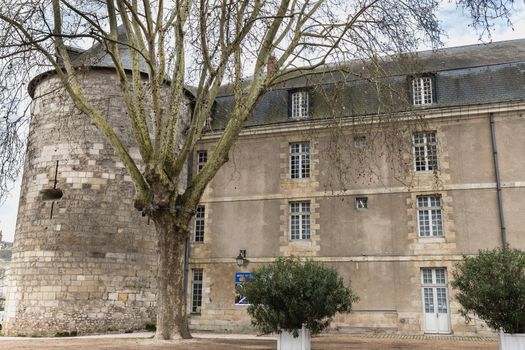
[489,113,507,246]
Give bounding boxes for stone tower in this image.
[3,34,191,336]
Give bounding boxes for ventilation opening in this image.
[40,188,63,201]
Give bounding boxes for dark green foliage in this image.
[55,331,78,337]
[144,322,157,332]
[242,257,358,336]
[451,247,525,334]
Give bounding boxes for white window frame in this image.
[194,206,205,243]
[204,116,212,129]
[191,269,203,314]
[417,195,443,237]
[289,142,310,179]
[290,90,309,119]
[289,201,311,240]
[421,268,447,286]
[421,268,448,314]
[413,132,438,172]
[412,76,433,106]
[356,197,368,209]
[197,150,207,173]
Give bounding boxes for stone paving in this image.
[0,332,499,350]
[358,333,497,342]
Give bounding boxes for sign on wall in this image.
[235,272,254,305]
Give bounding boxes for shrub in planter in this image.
[451,246,525,334]
[242,257,359,337]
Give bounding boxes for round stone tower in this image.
[3,39,190,336]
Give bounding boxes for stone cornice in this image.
[201,100,525,141]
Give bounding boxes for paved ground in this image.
[0,332,498,350]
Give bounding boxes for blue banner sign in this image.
[235,272,254,305]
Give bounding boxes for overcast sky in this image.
[1,1,525,243]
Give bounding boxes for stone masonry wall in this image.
[4,69,190,336]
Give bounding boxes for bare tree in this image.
[0,0,517,340]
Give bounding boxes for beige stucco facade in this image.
[187,103,525,335]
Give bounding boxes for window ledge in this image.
[413,104,434,108]
[289,116,311,121]
[414,170,438,175]
[418,236,446,243]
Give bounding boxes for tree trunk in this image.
[153,212,192,340]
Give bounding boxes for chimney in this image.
[267,55,277,75]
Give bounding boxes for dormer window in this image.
[204,116,212,129]
[412,76,434,106]
[289,90,309,119]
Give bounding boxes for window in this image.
[421,268,449,318]
[191,269,203,313]
[413,132,437,172]
[290,90,309,119]
[289,142,310,179]
[197,150,207,173]
[421,268,448,309]
[204,116,212,129]
[353,135,367,149]
[289,201,311,240]
[412,76,434,105]
[417,195,443,237]
[356,197,368,209]
[194,206,205,243]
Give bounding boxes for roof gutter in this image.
[489,112,507,247]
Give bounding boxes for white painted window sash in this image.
[289,202,311,240]
[413,132,437,172]
[417,196,443,237]
[289,142,310,179]
[291,91,309,119]
[412,77,433,106]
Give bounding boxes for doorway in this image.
[421,267,450,333]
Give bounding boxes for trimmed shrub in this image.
[242,257,359,336]
[452,247,525,334]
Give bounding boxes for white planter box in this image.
[499,330,525,350]
[277,326,311,350]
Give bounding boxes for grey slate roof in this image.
[29,26,155,97]
[71,25,150,73]
[212,39,525,129]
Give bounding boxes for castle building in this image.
[2,29,187,335]
[4,38,525,336]
[186,39,525,335]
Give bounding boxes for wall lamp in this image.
[236,250,248,267]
